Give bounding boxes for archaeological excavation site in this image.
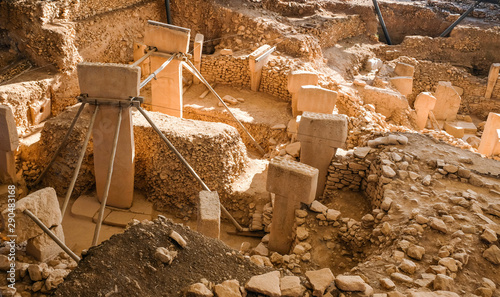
[1,0,500,296]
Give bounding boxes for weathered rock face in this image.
[34,105,248,212]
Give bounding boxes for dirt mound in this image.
[52,218,271,297]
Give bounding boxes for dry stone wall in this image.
[30,105,248,214]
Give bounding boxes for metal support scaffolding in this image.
[23,209,81,262]
[139,53,177,89]
[132,47,157,67]
[439,1,481,37]
[34,102,87,185]
[181,58,266,155]
[372,0,392,45]
[61,105,99,217]
[92,106,123,246]
[135,105,246,232]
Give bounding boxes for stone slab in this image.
[288,71,319,117]
[297,85,338,115]
[444,122,464,138]
[77,62,141,100]
[103,211,151,227]
[29,98,51,125]
[144,20,190,54]
[432,81,461,121]
[197,190,221,239]
[414,92,437,130]
[389,76,413,96]
[394,62,415,77]
[297,112,348,148]
[485,63,500,99]
[0,105,19,151]
[478,112,500,156]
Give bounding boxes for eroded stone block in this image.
[297,112,348,148]
[414,92,437,130]
[485,63,500,99]
[1,187,61,243]
[394,62,415,77]
[197,190,221,239]
[0,105,19,152]
[249,44,274,92]
[26,225,65,261]
[432,81,461,122]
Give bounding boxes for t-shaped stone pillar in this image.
[77,62,140,209]
[0,105,19,183]
[297,112,348,198]
[144,21,190,117]
[287,71,319,117]
[432,81,461,122]
[197,190,221,239]
[297,85,338,115]
[478,112,500,157]
[267,157,318,254]
[249,44,274,92]
[414,92,437,130]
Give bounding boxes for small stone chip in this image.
[170,230,187,248]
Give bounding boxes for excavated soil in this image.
[53,218,271,297]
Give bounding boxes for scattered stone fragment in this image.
[483,245,500,265]
[286,142,301,158]
[335,275,367,292]
[399,259,417,274]
[170,230,187,248]
[310,200,328,213]
[214,280,242,297]
[380,278,396,290]
[382,166,396,178]
[252,242,269,257]
[381,197,393,211]
[438,257,458,272]
[280,276,306,297]
[245,271,281,297]
[409,291,459,297]
[430,218,448,233]
[422,175,432,186]
[305,268,335,296]
[155,247,178,265]
[186,282,214,297]
[391,272,413,284]
[433,274,454,291]
[326,209,341,221]
[296,227,309,241]
[28,264,43,281]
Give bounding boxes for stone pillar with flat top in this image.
[77,62,140,208]
[298,112,348,199]
[485,63,500,99]
[267,157,318,254]
[432,81,461,122]
[249,44,274,92]
[144,21,190,117]
[0,105,19,183]
[297,85,338,115]
[414,92,437,130]
[478,112,500,157]
[287,70,319,117]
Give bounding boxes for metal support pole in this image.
[440,1,480,37]
[23,209,81,262]
[135,106,246,232]
[92,106,123,246]
[61,105,100,217]
[165,0,172,24]
[139,54,176,89]
[34,102,87,185]
[132,48,157,67]
[181,59,266,156]
[372,0,392,45]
